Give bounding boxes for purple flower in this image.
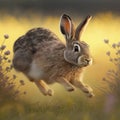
[8,60,11,63]
[0,45,6,50]
[10,65,13,70]
[112,43,116,49]
[20,80,25,85]
[106,51,110,56]
[3,56,8,60]
[4,34,9,39]
[6,67,10,72]
[4,50,10,55]
[104,39,109,44]
[109,58,113,62]
[117,42,120,48]
[13,75,17,79]
[104,94,116,113]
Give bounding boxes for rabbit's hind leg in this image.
[34,80,54,96]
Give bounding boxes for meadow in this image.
[0,12,120,120]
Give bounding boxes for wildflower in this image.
[0,45,6,50]
[104,94,116,113]
[117,42,120,48]
[9,64,13,70]
[117,50,120,54]
[104,39,109,44]
[8,59,11,63]
[0,33,27,101]
[6,67,10,72]
[4,50,10,55]
[118,41,120,45]
[3,56,8,60]
[109,58,113,62]
[106,51,110,56]
[4,34,9,39]
[13,75,17,79]
[20,80,25,85]
[112,43,116,49]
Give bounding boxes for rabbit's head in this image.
[60,14,92,67]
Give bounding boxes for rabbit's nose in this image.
[85,58,92,65]
[85,59,90,63]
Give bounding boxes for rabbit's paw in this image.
[67,87,75,92]
[42,91,48,96]
[65,84,75,92]
[83,85,93,93]
[47,89,54,96]
[87,92,95,98]
[83,85,95,98]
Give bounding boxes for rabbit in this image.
[13,14,94,97]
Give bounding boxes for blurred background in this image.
[0,0,120,16]
[0,0,120,120]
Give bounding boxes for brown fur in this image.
[13,14,94,97]
[34,41,83,83]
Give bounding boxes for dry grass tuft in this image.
[0,34,26,104]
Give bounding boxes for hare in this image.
[13,14,94,97]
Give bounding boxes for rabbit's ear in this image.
[60,14,74,40]
[75,15,92,40]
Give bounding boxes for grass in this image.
[0,95,118,120]
[0,35,27,120]
[0,37,120,120]
[0,42,26,102]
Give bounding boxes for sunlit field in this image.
[0,12,120,120]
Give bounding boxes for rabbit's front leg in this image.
[34,80,54,96]
[71,80,94,97]
[57,78,75,92]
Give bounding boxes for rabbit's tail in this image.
[13,35,37,72]
[12,49,33,72]
[13,35,37,54]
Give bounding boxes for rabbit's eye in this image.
[73,44,81,52]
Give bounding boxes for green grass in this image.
[0,94,119,120]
